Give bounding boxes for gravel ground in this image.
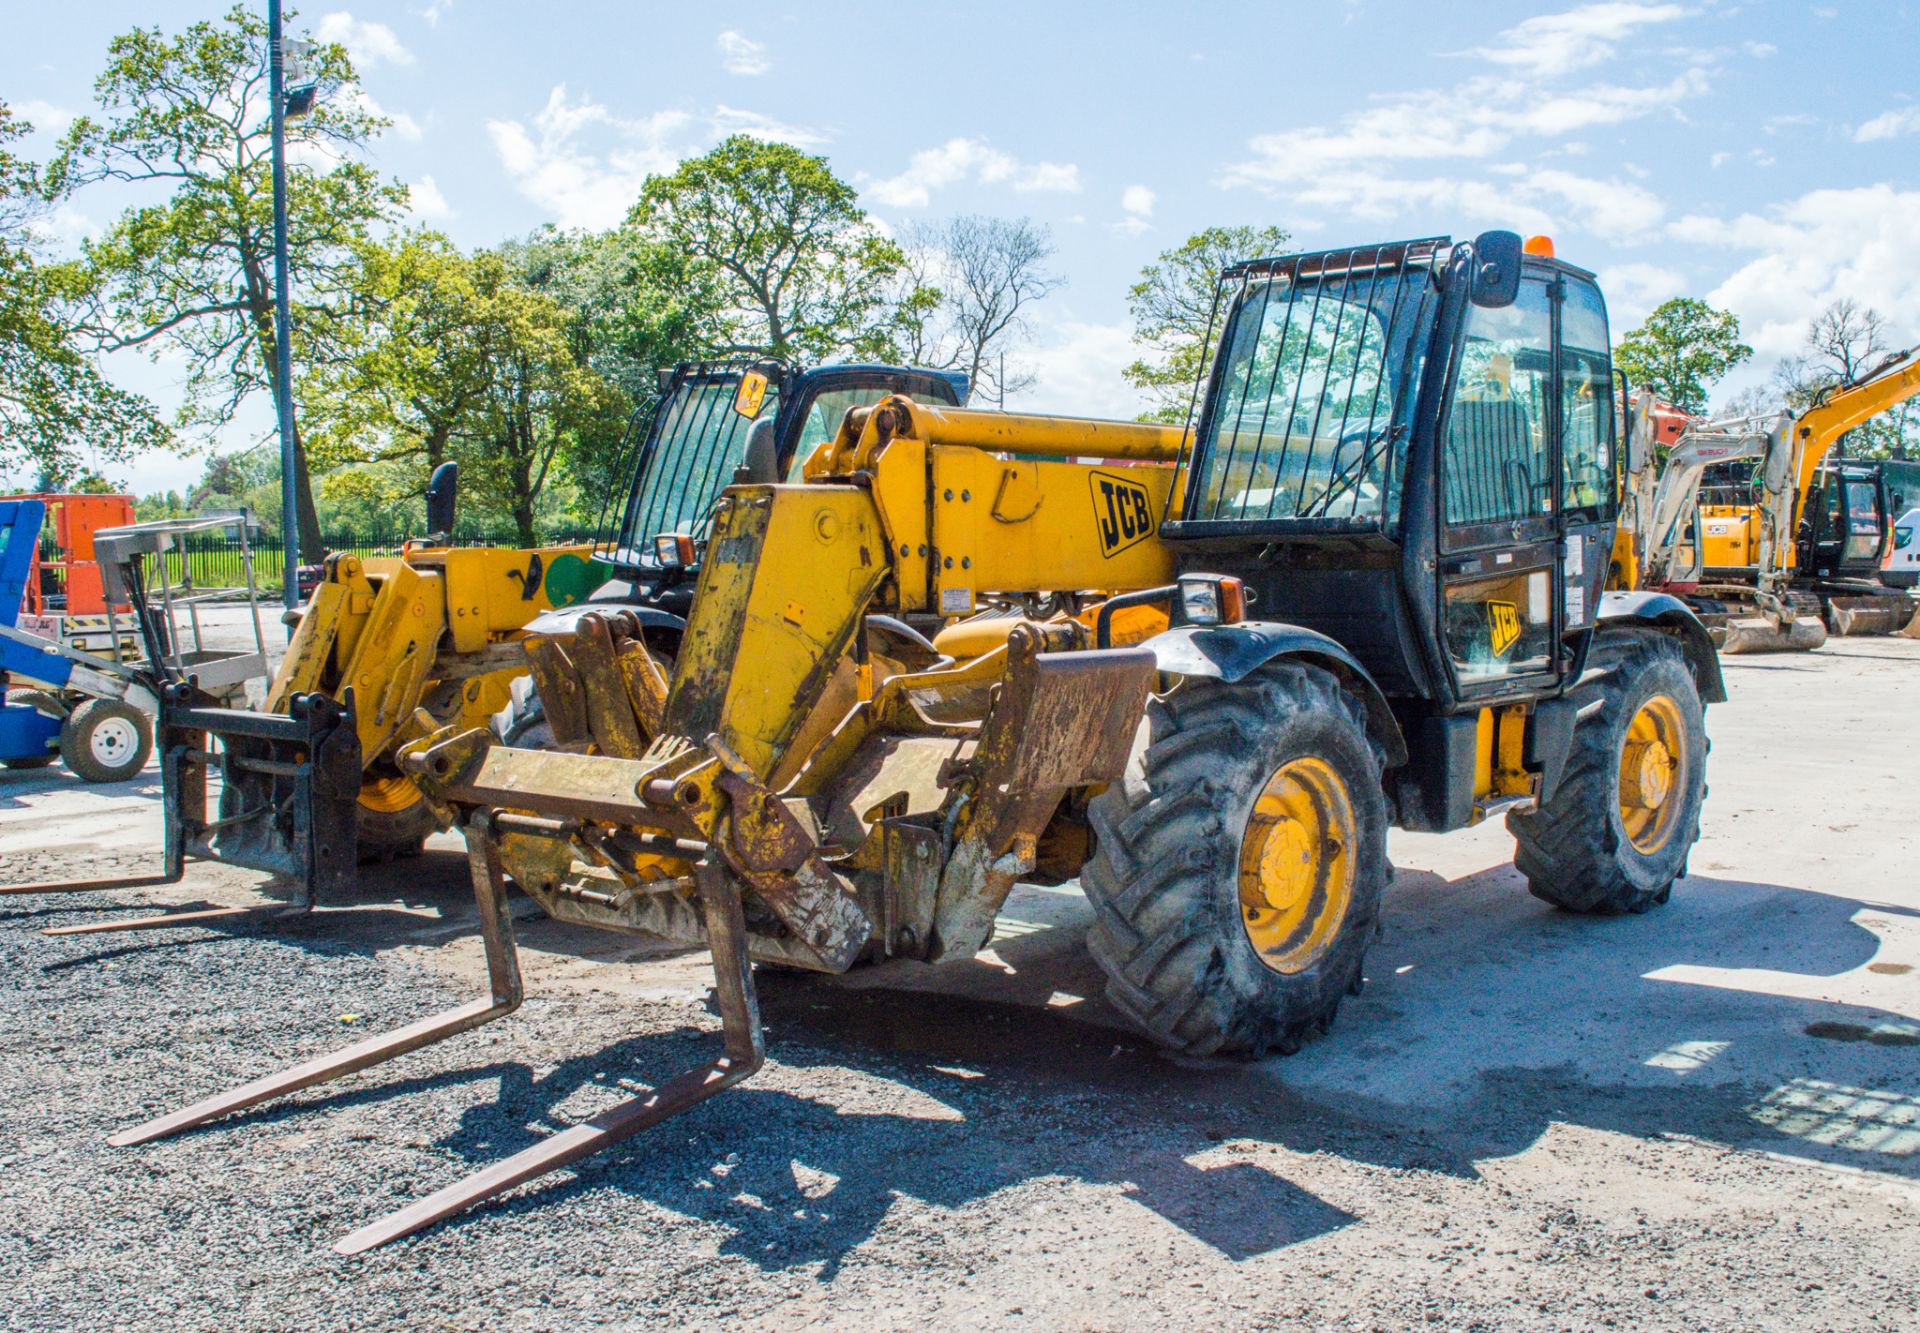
[1,640,1917,1331]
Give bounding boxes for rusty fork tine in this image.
[108,816,524,1149]
[43,904,293,937]
[0,874,180,897]
[332,855,765,1256]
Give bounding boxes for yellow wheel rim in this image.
[1237,756,1356,974]
[1618,694,1686,854]
[358,772,423,815]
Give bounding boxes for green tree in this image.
[457,244,625,545]
[303,232,502,489]
[626,135,915,360]
[51,5,407,560]
[500,227,723,519]
[0,101,169,484]
[1124,225,1293,424]
[1613,297,1752,415]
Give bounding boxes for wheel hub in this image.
[91,717,138,765]
[1237,756,1356,975]
[1617,694,1686,854]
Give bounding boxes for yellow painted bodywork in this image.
[270,543,594,786]
[815,399,1182,617]
[1698,504,1757,570]
[1472,703,1534,813]
[657,402,1194,811]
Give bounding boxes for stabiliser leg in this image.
[107,814,524,1148]
[331,855,765,1256]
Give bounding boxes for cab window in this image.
[1444,276,1554,532]
[1560,278,1615,522]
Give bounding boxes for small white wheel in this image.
[59,699,154,783]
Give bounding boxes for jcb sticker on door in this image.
[1487,600,1522,656]
[1090,470,1155,558]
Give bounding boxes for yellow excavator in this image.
[1690,347,1920,648]
[93,230,1726,1254]
[1615,348,1920,651]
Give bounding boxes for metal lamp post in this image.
[267,2,317,622]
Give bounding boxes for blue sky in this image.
[6,0,1919,494]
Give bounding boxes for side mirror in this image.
[425,461,458,541]
[1468,230,1524,309]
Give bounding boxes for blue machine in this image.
[0,498,152,780]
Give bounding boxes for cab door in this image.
[1435,267,1617,701]
[1437,272,1563,698]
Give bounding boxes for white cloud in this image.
[1673,186,1920,361]
[1597,260,1686,327]
[490,86,694,229]
[709,105,828,148]
[1467,2,1688,77]
[717,30,770,76]
[1107,185,1157,236]
[406,174,452,220]
[1222,3,1705,246]
[489,87,829,229]
[315,12,414,68]
[1854,105,1920,143]
[418,0,452,27]
[15,99,74,136]
[863,138,1081,208]
[1002,320,1149,420]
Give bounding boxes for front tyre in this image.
[1083,661,1390,1057]
[58,698,153,783]
[1508,633,1707,914]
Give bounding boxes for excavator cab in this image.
[1799,461,1891,581]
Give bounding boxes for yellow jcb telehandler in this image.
[103,231,1724,1254]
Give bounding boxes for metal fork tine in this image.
[333,854,764,1255]
[107,816,524,1148]
[43,904,289,936]
[0,873,180,896]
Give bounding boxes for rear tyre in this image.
[58,698,154,783]
[1508,633,1706,914]
[1083,661,1390,1057]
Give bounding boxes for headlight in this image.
[1177,574,1245,626]
[652,533,696,568]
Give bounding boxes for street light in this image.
[268,6,318,623]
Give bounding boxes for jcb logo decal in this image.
[1487,600,1521,656]
[1091,471,1155,558]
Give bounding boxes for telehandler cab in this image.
[106,231,1723,1254]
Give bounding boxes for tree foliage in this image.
[1773,299,1916,460]
[626,136,915,361]
[1124,225,1293,424]
[0,100,169,484]
[1613,297,1751,415]
[52,4,406,558]
[896,215,1061,403]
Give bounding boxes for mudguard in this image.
[1592,590,1728,704]
[1142,621,1408,767]
[522,601,687,639]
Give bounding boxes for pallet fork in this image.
[3,681,362,934]
[106,804,763,1255]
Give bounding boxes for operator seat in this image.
[735,417,780,485]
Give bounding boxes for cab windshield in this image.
[618,376,774,553]
[1190,266,1437,526]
